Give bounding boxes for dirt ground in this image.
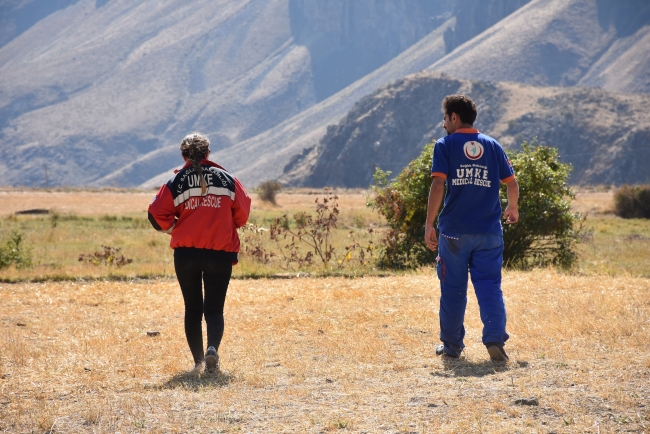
[1,270,648,433]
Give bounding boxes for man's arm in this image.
[425,177,446,251]
[503,178,519,224]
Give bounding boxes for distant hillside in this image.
[0,0,79,48]
[139,17,456,190]
[442,0,531,54]
[429,0,650,94]
[0,0,452,188]
[140,0,542,190]
[2,0,648,189]
[281,72,650,187]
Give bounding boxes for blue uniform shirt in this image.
[430,128,515,235]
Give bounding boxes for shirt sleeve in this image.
[231,177,251,229]
[147,184,177,234]
[430,139,448,179]
[497,145,516,183]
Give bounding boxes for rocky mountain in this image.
[282,72,650,187]
[2,0,649,189]
[429,0,650,93]
[442,0,532,54]
[237,0,650,189]
[0,0,452,188]
[140,0,553,189]
[140,17,456,190]
[0,0,79,48]
[289,0,451,101]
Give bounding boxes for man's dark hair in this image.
[442,94,477,126]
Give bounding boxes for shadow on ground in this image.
[151,370,235,391]
[431,359,526,378]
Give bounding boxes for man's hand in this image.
[425,177,445,251]
[503,205,519,224]
[425,225,438,251]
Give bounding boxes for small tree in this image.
[257,180,282,205]
[613,185,650,219]
[369,138,584,269]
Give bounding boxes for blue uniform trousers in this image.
[436,233,509,357]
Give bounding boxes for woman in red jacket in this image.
[148,133,251,373]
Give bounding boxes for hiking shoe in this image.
[435,344,460,359]
[205,346,219,373]
[486,343,509,361]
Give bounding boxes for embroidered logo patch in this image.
[463,141,484,160]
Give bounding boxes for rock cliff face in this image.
[283,72,650,187]
[0,0,457,187]
[443,0,531,54]
[2,0,648,188]
[431,0,650,93]
[289,0,452,100]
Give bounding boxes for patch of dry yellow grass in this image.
[1,271,648,432]
[0,188,371,218]
[572,190,614,216]
[0,189,155,217]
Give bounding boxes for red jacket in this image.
[148,159,251,262]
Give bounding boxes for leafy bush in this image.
[257,180,282,204]
[0,231,33,269]
[613,185,650,219]
[500,140,584,269]
[369,139,584,269]
[368,141,437,269]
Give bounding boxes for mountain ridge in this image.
[281,72,650,187]
[1,0,648,189]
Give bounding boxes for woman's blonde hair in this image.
[180,132,210,195]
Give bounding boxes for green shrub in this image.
[369,138,584,269]
[500,140,584,269]
[257,180,282,205]
[368,141,437,269]
[0,231,33,269]
[613,185,650,219]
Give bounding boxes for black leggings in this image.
[173,248,233,364]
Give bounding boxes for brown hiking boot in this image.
[486,343,509,361]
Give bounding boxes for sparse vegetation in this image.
[0,231,32,269]
[257,180,282,205]
[613,184,650,219]
[0,188,648,280]
[268,190,374,271]
[78,245,133,267]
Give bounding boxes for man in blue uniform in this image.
[425,94,519,361]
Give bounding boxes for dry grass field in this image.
[1,188,649,432]
[1,271,649,433]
